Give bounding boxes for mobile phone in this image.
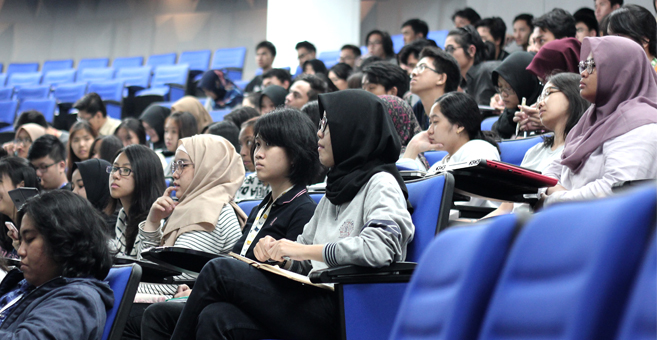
[5,222,18,236]
[8,187,39,210]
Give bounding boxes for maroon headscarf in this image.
[561,36,657,173]
[526,38,581,80]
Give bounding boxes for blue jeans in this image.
[170,257,338,340]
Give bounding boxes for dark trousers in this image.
[142,302,186,340]
[122,303,150,340]
[170,257,338,340]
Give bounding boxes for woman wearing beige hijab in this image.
[2,124,47,158]
[170,96,213,134]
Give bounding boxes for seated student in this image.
[328,63,353,91]
[27,135,70,191]
[378,95,422,156]
[3,124,46,159]
[303,59,328,77]
[401,18,429,45]
[222,106,260,131]
[168,89,414,340]
[532,8,577,51]
[365,29,397,64]
[171,96,212,134]
[542,36,657,205]
[300,100,321,128]
[595,0,622,22]
[573,8,598,42]
[339,44,362,68]
[295,41,317,71]
[0,190,113,339]
[512,14,534,51]
[0,157,40,258]
[490,51,543,139]
[140,108,321,340]
[246,41,277,93]
[199,70,243,111]
[163,112,198,176]
[91,135,123,163]
[445,25,501,105]
[475,17,510,60]
[235,117,271,202]
[259,85,287,114]
[115,118,147,147]
[262,68,291,90]
[242,91,261,109]
[206,121,240,151]
[398,39,438,75]
[66,121,97,182]
[605,4,656,70]
[140,104,170,151]
[485,72,590,218]
[74,92,121,136]
[109,144,166,258]
[13,110,69,146]
[73,158,119,236]
[284,74,328,109]
[347,71,363,89]
[452,7,481,28]
[361,61,409,99]
[526,38,581,82]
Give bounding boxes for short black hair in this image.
[0,156,40,190]
[347,72,363,89]
[252,108,320,186]
[533,8,577,39]
[513,14,534,32]
[340,44,362,58]
[365,30,395,59]
[244,92,262,108]
[419,46,462,93]
[610,0,624,6]
[606,4,656,57]
[295,41,316,53]
[303,59,328,76]
[451,7,481,25]
[166,111,198,140]
[328,63,353,81]
[27,134,66,163]
[17,190,113,280]
[90,135,123,164]
[14,110,47,130]
[115,118,147,145]
[361,61,409,98]
[300,100,321,128]
[474,17,508,48]
[401,18,429,38]
[291,74,328,101]
[73,92,107,117]
[435,92,499,151]
[573,8,598,34]
[223,106,260,130]
[262,68,292,85]
[398,39,438,65]
[447,25,489,65]
[359,56,383,69]
[255,41,276,57]
[207,121,240,152]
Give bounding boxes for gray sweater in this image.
[291,172,415,275]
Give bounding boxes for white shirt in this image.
[513,143,564,213]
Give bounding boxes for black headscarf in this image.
[259,85,288,110]
[139,104,170,150]
[76,158,112,212]
[199,70,228,100]
[318,89,408,205]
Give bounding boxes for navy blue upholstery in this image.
[102,264,142,340]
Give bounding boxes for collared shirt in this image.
[465,60,502,106]
[99,117,121,136]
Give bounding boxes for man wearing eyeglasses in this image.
[295,41,316,69]
[27,135,70,191]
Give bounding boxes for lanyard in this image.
[239,186,293,256]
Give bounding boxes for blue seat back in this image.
[77,58,109,73]
[318,50,341,66]
[16,85,50,100]
[309,193,323,204]
[0,88,13,101]
[237,199,262,216]
[78,67,115,83]
[389,214,519,340]
[18,99,57,123]
[179,50,211,72]
[209,109,231,122]
[481,116,497,131]
[41,59,73,74]
[615,231,657,340]
[7,72,43,88]
[43,69,77,86]
[147,53,177,69]
[391,34,404,53]
[150,65,189,88]
[498,135,544,166]
[211,47,246,80]
[0,74,6,87]
[112,56,144,70]
[423,150,448,167]
[6,63,39,77]
[233,79,249,91]
[427,30,449,49]
[102,264,142,340]
[88,80,124,102]
[52,83,87,104]
[0,100,18,124]
[115,66,152,88]
[479,185,657,340]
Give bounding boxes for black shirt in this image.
[465,60,502,106]
[232,184,317,260]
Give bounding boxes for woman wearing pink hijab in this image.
[541,36,657,206]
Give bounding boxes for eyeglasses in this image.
[579,59,596,74]
[413,63,440,74]
[106,166,133,177]
[171,160,194,174]
[318,115,328,134]
[32,163,57,172]
[444,45,462,54]
[495,86,516,97]
[13,138,32,146]
[538,86,561,103]
[367,40,382,46]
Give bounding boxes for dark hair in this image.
[573,8,598,34]
[542,72,590,147]
[73,92,107,118]
[115,144,166,255]
[513,13,534,32]
[292,74,328,101]
[435,92,499,151]
[262,68,292,86]
[206,121,240,151]
[255,41,276,57]
[223,106,260,130]
[0,157,40,252]
[451,7,482,25]
[244,92,262,108]
[365,30,395,59]
[419,46,462,93]
[606,4,656,57]
[115,118,147,145]
[611,0,624,5]
[475,17,507,49]
[66,121,97,181]
[303,59,328,76]
[295,41,316,53]
[17,191,113,280]
[340,44,362,58]
[533,8,577,39]
[361,61,409,98]
[329,63,353,81]
[398,39,438,65]
[252,108,319,186]
[91,135,123,163]
[347,72,363,89]
[300,100,321,128]
[598,14,610,36]
[14,110,47,130]
[447,25,489,65]
[27,134,66,164]
[401,18,429,38]
[166,111,198,140]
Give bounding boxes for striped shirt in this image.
[109,208,144,259]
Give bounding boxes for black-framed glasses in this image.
[579,59,596,74]
[106,166,133,177]
[171,160,194,174]
[444,45,462,54]
[318,114,328,134]
[495,86,516,97]
[413,63,439,74]
[32,163,57,172]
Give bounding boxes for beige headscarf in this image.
[161,134,246,246]
[171,96,213,134]
[16,123,47,142]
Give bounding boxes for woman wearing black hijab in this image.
[75,158,118,236]
[139,104,170,150]
[169,90,415,340]
[259,84,288,114]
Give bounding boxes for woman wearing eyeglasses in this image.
[2,124,46,159]
[541,36,657,206]
[109,144,166,259]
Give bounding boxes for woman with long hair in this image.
[66,120,97,181]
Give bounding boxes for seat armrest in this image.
[309,262,416,284]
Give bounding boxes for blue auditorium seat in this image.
[18,99,57,123]
[427,30,449,49]
[498,135,545,166]
[391,34,404,53]
[237,199,261,216]
[6,63,39,77]
[0,100,18,125]
[78,68,115,83]
[179,50,212,72]
[424,150,449,167]
[233,79,249,91]
[209,109,230,122]
[112,56,144,70]
[0,88,13,101]
[146,53,177,69]
[52,83,87,104]
[15,85,51,100]
[0,74,6,87]
[481,116,497,131]
[77,58,110,78]
[210,47,247,81]
[88,80,125,120]
[136,64,189,102]
[115,66,152,89]
[318,50,341,67]
[102,264,142,340]
[7,72,43,89]
[41,59,73,74]
[43,69,77,86]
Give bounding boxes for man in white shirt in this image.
[73,93,121,136]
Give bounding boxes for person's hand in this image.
[268,239,309,262]
[546,184,567,196]
[2,142,15,156]
[253,235,277,262]
[490,94,505,112]
[513,104,544,131]
[173,284,192,298]
[407,131,444,154]
[5,223,19,251]
[148,187,177,223]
